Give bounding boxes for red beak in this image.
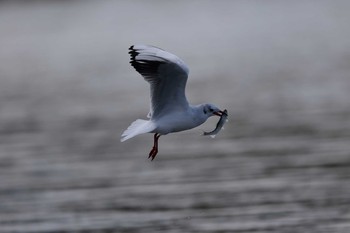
[214,111,224,116]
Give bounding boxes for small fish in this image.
[203,109,228,138]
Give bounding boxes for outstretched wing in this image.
[129,45,190,119]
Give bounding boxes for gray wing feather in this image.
[129,45,190,119]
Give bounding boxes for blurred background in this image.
[0,0,350,232]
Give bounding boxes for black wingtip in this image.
[128,45,137,57]
[129,46,138,68]
[128,45,165,77]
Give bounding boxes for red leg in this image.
[149,133,161,161]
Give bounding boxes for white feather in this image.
[121,119,156,142]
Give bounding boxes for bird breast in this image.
[153,110,205,134]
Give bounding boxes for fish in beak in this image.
[213,110,225,117]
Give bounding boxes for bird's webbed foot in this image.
[148,133,161,161]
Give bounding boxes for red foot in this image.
[148,133,161,161]
[148,147,158,161]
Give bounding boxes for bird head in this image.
[202,104,224,117]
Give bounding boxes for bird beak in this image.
[213,110,224,116]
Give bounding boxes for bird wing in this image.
[129,45,190,119]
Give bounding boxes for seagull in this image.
[121,45,225,160]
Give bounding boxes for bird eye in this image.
[209,108,213,112]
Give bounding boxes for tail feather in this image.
[121,119,156,142]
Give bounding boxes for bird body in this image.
[150,104,209,135]
[121,45,226,160]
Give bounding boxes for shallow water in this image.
[0,1,350,232]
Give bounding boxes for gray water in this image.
[1,1,350,232]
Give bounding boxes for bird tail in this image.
[121,119,156,142]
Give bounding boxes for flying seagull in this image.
[121,45,226,160]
